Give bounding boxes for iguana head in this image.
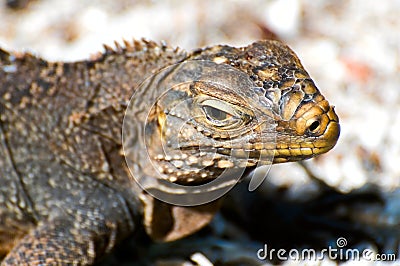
[124,40,339,186]
[122,39,340,241]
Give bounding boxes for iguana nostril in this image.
[309,120,320,132]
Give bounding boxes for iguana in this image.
[0,39,340,265]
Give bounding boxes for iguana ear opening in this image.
[141,194,220,242]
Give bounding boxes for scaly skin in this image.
[0,39,339,265]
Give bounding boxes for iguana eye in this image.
[203,106,232,121]
[201,99,240,127]
[308,120,320,133]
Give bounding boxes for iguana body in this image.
[0,39,339,265]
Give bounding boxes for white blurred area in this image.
[0,0,399,193]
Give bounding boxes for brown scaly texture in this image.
[0,39,339,265]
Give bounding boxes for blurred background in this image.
[1,0,399,265]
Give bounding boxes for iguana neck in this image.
[0,40,187,197]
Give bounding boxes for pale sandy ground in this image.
[1,0,399,265]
